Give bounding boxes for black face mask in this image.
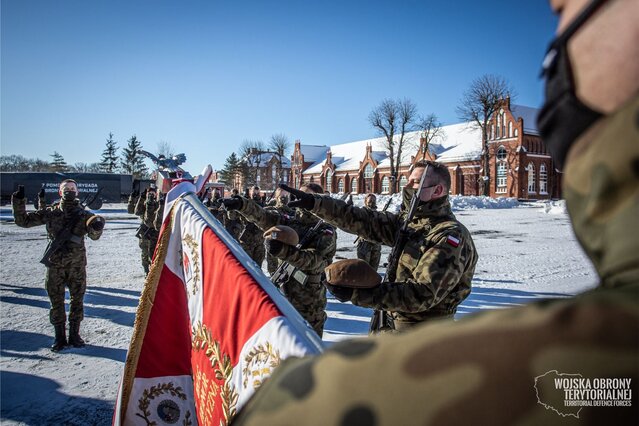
[537,0,608,169]
[402,187,416,211]
[62,190,76,201]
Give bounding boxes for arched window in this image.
[381,176,390,194]
[539,163,548,194]
[497,146,507,160]
[256,173,261,184]
[508,121,513,137]
[399,175,408,191]
[527,163,536,193]
[325,169,332,193]
[489,124,493,140]
[271,165,277,182]
[364,164,374,178]
[351,177,358,194]
[501,113,506,137]
[338,178,344,193]
[514,128,519,137]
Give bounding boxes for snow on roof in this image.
[299,145,329,163]
[435,122,482,162]
[511,104,540,135]
[246,152,292,168]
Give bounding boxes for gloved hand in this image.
[324,282,354,303]
[264,238,284,256]
[13,185,25,200]
[131,189,140,198]
[38,188,46,198]
[279,184,314,210]
[221,197,243,211]
[88,216,106,231]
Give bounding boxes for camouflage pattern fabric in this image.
[265,204,296,275]
[239,197,336,336]
[311,195,478,327]
[229,96,639,425]
[225,210,243,241]
[12,197,102,325]
[238,195,267,266]
[134,194,160,273]
[356,239,381,270]
[127,193,137,215]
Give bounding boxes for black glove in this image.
[264,239,284,256]
[89,216,106,231]
[324,282,354,303]
[132,189,140,198]
[279,184,314,210]
[38,188,45,198]
[13,185,25,200]
[221,197,243,211]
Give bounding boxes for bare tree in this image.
[238,139,265,187]
[369,98,418,193]
[456,74,514,196]
[268,133,290,185]
[415,113,443,160]
[156,141,174,158]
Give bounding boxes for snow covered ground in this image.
[0,197,597,425]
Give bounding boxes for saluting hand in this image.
[279,184,314,210]
[38,188,46,198]
[13,185,25,200]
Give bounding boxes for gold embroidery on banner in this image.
[194,365,218,426]
[192,322,239,425]
[242,342,282,389]
[183,233,201,296]
[135,381,192,426]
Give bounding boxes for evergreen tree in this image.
[50,151,69,172]
[120,135,148,178]
[219,152,245,189]
[99,132,119,173]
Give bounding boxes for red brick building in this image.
[290,101,561,200]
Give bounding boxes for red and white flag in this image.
[113,183,323,426]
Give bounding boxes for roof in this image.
[511,104,540,135]
[246,152,291,168]
[299,145,329,164]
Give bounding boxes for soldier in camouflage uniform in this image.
[232,0,639,423]
[356,193,382,270]
[12,179,105,352]
[265,188,294,275]
[282,161,478,330]
[134,187,160,276]
[237,186,266,268]
[223,183,337,337]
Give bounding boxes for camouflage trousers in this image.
[357,240,382,270]
[45,263,86,325]
[282,277,327,337]
[139,237,158,275]
[242,241,265,268]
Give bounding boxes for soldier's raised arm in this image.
[12,185,50,228]
[223,196,283,232]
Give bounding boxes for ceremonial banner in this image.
[114,183,323,425]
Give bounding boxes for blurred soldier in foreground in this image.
[282,161,478,331]
[356,193,382,270]
[222,183,336,337]
[265,188,294,275]
[12,180,105,351]
[233,0,639,423]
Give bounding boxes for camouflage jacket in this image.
[239,197,336,278]
[230,95,639,426]
[238,196,266,246]
[135,195,159,236]
[12,197,102,266]
[127,193,137,215]
[310,195,478,322]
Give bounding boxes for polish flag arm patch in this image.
[446,235,461,247]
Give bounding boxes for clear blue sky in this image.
[1,0,557,174]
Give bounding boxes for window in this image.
[381,176,389,193]
[496,162,507,193]
[489,124,493,140]
[351,177,358,193]
[271,166,277,181]
[501,113,506,138]
[497,146,507,160]
[338,178,344,193]
[527,163,536,193]
[364,164,374,178]
[325,169,332,192]
[399,175,408,191]
[256,173,261,184]
[514,129,519,137]
[508,121,513,138]
[539,163,548,194]
[310,175,314,183]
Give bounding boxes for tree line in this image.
[1,133,154,179]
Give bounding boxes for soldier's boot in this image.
[68,321,85,348]
[51,324,67,352]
